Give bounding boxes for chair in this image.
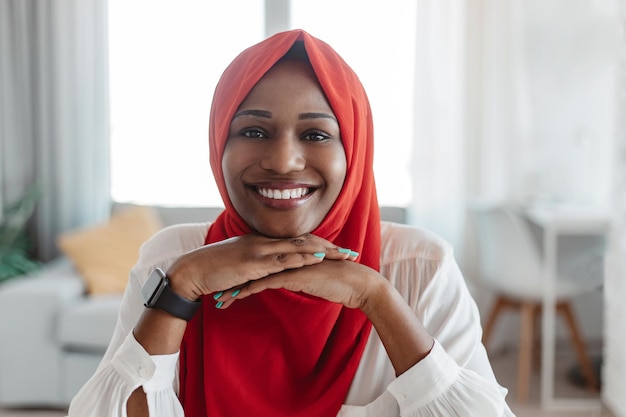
[468,204,598,402]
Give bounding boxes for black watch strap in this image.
[153,281,201,321]
[144,268,201,321]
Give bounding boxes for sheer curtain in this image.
[409,0,532,269]
[604,1,626,414]
[409,0,469,258]
[411,0,617,274]
[0,0,110,261]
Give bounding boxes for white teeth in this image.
[258,187,309,200]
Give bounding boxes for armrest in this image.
[0,257,85,406]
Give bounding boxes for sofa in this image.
[0,204,405,408]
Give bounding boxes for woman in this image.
[69,29,514,417]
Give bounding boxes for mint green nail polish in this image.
[349,251,360,257]
[313,252,326,258]
[216,301,224,309]
[231,289,241,297]
[338,248,351,254]
[213,291,223,300]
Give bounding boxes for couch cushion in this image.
[58,295,122,353]
[57,205,163,295]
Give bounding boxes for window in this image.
[109,1,416,207]
[108,0,264,207]
[291,1,417,206]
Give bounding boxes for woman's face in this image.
[223,60,347,238]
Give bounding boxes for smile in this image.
[256,187,310,200]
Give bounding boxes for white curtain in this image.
[409,0,532,274]
[409,0,466,255]
[0,0,110,261]
[410,0,617,279]
[604,1,626,414]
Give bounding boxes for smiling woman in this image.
[69,29,515,417]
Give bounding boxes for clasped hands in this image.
[166,233,385,312]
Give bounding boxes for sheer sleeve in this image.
[68,332,182,417]
[401,247,515,416]
[341,223,516,417]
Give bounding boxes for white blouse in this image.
[68,221,515,417]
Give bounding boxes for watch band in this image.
[144,268,201,321]
[153,279,201,321]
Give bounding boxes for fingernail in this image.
[338,247,351,254]
[213,291,223,300]
[349,251,360,257]
[231,289,241,297]
[313,252,326,258]
[215,301,224,309]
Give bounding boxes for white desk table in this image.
[525,205,610,410]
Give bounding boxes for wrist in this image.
[141,268,201,321]
[167,261,202,301]
[359,274,395,318]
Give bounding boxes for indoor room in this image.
[0,1,624,416]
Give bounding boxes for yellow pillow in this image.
[57,205,163,295]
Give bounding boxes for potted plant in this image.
[0,184,41,282]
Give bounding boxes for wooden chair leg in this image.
[532,306,542,370]
[517,302,535,403]
[558,302,599,391]
[482,296,507,347]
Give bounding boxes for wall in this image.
[603,2,626,415]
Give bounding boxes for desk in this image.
[525,205,610,410]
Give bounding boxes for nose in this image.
[259,133,305,174]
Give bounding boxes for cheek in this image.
[324,147,347,196]
[221,142,249,197]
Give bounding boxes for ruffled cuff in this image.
[68,332,182,417]
[387,340,507,417]
[113,333,183,416]
[143,347,183,415]
[387,340,459,413]
[111,332,157,385]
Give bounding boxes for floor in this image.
[0,345,619,417]
[489,343,615,417]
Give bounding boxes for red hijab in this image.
[179,29,381,416]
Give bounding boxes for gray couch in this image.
[0,204,405,407]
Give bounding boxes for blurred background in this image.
[0,0,625,416]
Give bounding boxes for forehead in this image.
[237,60,332,111]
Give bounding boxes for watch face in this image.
[142,268,166,307]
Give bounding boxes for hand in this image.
[215,256,385,310]
[166,233,356,300]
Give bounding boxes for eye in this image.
[240,128,267,139]
[303,130,331,142]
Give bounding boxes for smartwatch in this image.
[141,268,201,321]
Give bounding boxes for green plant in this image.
[0,184,42,282]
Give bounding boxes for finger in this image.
[213,286,243,309]
[257,234,334,257]
[320,247,359,262]
[235,273,302,300]
[215,296,237,309]
[255,252,326,277]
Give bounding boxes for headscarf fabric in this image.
[179,29,381,417]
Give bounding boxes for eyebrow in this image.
[298,112,338,123]
[233,109,272,119]
[232,109,338,123]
